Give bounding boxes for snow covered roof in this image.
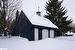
[22,11,58,28]
[21,1,58,29]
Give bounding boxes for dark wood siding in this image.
[19,11,34,41]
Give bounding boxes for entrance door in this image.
[50,30,54,38]
[34,28,39,40]
[42,29,48,39]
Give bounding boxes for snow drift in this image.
[0,35,75,50]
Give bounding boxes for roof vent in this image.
[36,6,41,16]
[36,11,41,16]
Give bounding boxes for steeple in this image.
[36,6,41,16]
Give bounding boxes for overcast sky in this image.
[21,0,75,23]
[62,0,75,23]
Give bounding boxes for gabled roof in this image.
[21,10,58,29]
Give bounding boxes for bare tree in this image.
[7,0,22,37]
[7,0,21,20]
[1,0,21,36]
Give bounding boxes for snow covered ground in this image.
[56,32,75,41]
[0,32,75,50]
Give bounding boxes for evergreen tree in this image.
[0,0,6,34]
[11,10,20,36]
[45,0,72,35]
[11,11,28,37]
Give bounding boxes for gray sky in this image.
[62,0,75,23]
[22,0,75,23]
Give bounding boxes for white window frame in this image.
[42,29,48,39]
[50,30,54,38]
[34,28,39,41]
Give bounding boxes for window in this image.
[50,30,54,38]
[34,28,39,40]
[42,29,48,39]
